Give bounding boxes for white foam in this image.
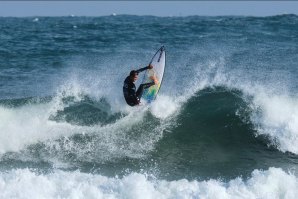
[150,95,179,119]
[223,81,298,154]
[0,103,80,154]
[249,91,298,153]
[0,167,297,199]
[0,80,94,154]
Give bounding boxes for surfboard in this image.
[141,46,166,103]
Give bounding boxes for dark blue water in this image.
[0,15,298,198]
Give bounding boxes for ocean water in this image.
[0,15,298,198]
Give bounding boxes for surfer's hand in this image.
[150,76,159,85]
[148,64,153,69]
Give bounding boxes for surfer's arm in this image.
[136,64,153,73]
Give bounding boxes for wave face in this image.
[1,15,298,198]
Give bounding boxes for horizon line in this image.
[0,13,296,18]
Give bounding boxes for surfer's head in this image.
[130,70,138,82]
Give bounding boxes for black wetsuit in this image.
[123,66,155,106]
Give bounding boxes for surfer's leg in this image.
[136,82,155,99]
[125,97,138,106]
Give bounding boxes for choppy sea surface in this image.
[0,15,298,198]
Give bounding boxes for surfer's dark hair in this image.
[130,70,138,77]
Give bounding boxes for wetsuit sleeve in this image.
[141,82,155,88]
[135,66,150,73]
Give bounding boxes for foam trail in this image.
[0,167,297,199]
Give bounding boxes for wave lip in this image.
[250,91,298,154]
[0,167,297,199]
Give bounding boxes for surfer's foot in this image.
[150,76,159,85]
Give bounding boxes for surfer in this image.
[123,64,158,106]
